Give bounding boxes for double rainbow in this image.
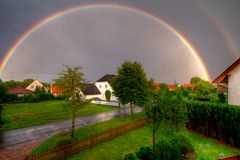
[0,4,211,81]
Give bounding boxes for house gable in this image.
[26,80,46,92]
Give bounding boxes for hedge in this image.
[186,101,240,146]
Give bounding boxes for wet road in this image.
[0,107,142,149]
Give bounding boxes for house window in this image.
[99,85,101,89]
[105,84,107,88]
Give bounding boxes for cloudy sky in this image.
[0,0,239,84]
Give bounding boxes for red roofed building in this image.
[182,84,196,88]
[8,86,34,97]
[50,85,63,96]
[167,84,178,91]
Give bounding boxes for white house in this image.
[213,58,240,105]
[81,83,102,100]
[95,74,117,101]
[26,80,47,92]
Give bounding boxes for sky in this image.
[0,0,239,84]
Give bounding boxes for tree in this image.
[54,66,86,138]
[193,80,215,96]
[190,77,202,84]
[105,90,111,101]
[0,82,7,103]
[164,90,188,135]
[111,61,148,120]
[144,89,164,160]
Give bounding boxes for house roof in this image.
[182,84,196,88]
[96,74,116,83]
[51,85,63,94]
[168,84,178,90]
[8,86,34,94]
[82,83,101,95]
[213,58,240,83]
[216,86,228,93]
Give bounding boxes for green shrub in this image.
[56,95,67,100]
[136,146,152,160]
[174,134,194,154]
[56,137,74,147]
[186,100,240,146]
[105,90,111,101]
[37,93,55,101]
[123,153,138,160]
[23,94,40,103]
[156,138,181,160]
[5,93,18,102]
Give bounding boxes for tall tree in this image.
[164,90,188,135]
[54,66,86,138]
[111,61,148,120]
[144,88,164,160]
[190,76,201,84]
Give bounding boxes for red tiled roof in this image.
[168,84,177,90]
[8,86,33,94]
[182,84,196,88]
[51,85,63,94]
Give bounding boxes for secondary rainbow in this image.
[0,3,211,81]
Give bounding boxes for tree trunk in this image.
[71,110,76,138]
[152,128,156,160]
[130,102,134,120]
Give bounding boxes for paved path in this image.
[0,107,142,149]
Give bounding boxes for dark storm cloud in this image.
[0,0,240,82]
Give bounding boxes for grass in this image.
[30,112,240,160]
[1,100,118,131]
[68,125,240,160]
[30,112,145,156]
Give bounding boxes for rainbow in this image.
[0,3,211,81]
[194,1,239,59]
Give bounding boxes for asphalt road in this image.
[0,107,142,149]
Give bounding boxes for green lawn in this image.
[30,112,145,156]
[68,126,240,160]
[30,112,240,160]
[1,100,118,131]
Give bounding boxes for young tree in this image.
[164,90,188,135]
[144,89,164,160]
[111,61,148,120]
[54,66,86,138]
[105,90,111,101]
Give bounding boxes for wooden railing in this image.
[25,119,150,160]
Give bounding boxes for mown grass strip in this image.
[1,100,118,131]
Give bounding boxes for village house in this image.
[8,86,34,97]
[213,58,240,105]
[26,80,48,92]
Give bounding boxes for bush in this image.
[23,94,40,103]
[136,146,152,160]
[174,135,194,154]
[123,153,138,160]
[5,94,18,102]
[186,100,240,146]
[56,137,74,147]
[156,138,181,160]
[56,95,67,100]
[37,93,55,101]
[105,90,111,101]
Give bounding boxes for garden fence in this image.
[24,119,150,160]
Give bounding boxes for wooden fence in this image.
[218,155,240,160]
[25,119,150,160]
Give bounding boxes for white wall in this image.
[95,82,117,101]
[228,65,240,105]
[26,80,47,92]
